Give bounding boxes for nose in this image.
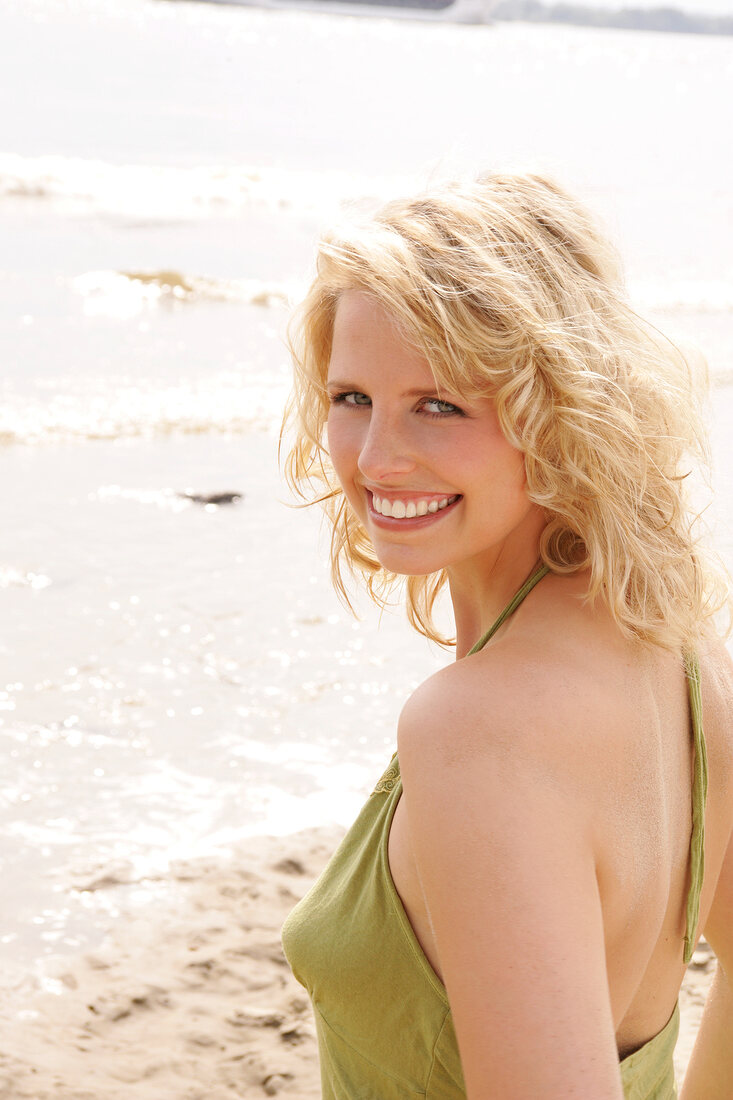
[357,409,416,482]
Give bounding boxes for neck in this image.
[448,513,547,659]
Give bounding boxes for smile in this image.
[369,492,462,522]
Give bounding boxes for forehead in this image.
[329,291,433,381]
[332,289,393,334]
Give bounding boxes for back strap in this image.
[683,651,708,965]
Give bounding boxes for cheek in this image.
[327,419,368,519]
[466,437,529,508]
[326,413,360,487]
[492,446,529,500]
[507,447,529,491]
[497,454,533,524]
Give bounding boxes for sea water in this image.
[1,0,732,979]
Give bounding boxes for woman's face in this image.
[326,291,544,581]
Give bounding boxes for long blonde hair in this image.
[283,173,728,650]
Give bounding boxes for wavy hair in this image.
[283,173,728,650]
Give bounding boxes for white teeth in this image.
[373,494,458,519]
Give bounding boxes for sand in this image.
[0,829,716,1099]
[0,832,339,1100]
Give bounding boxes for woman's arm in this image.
[397,658,625,1100]
[680,824,733,1100]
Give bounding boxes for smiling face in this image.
[326,291,545,584]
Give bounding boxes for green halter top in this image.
[282,566,707,1100]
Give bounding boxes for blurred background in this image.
[1,0,732,988]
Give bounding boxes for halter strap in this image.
[683,651,707,964]
[467,563,551,657]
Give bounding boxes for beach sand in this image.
[0,828,716,1099]
[0,831,339,1100]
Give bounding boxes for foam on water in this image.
[0,568,53,590]
[0,370,290,445]
[73,269,299,318]
[0,152,404,221]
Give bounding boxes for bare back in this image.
[389,570,733,1060]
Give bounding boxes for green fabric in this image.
[619,1002,679,1100]
[283,756,464,1098]
[282,565,707,1099]
[683,651,707,966]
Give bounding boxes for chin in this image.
[371,545,446,578]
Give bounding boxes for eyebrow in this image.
[326,380,448,398]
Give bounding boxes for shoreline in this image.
[0,827,715,1097]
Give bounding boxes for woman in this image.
[280,174,733,1099]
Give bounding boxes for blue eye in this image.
[330,391,371,407]
[422,398,463,417]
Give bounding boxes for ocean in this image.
[1,0,732,987]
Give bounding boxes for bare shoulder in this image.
[395,604,607,883]
[397,621,607,810]
[400,640,561,753]
[397,570,673,820]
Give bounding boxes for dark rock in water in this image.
[177,491,243,506]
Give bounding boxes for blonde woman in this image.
[281,175,733,1100]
